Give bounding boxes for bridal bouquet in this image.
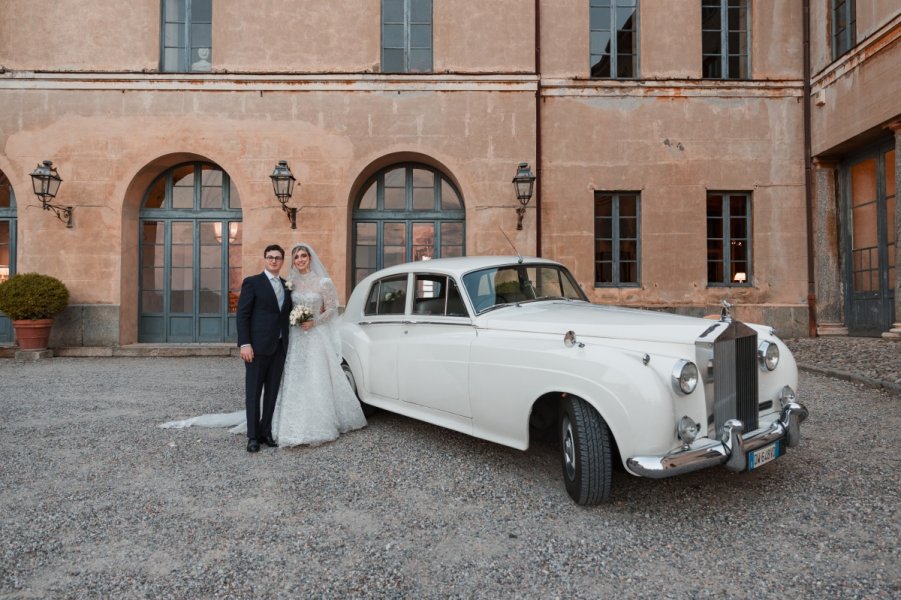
[289,304,314,327]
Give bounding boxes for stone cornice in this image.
[0,72,539,93]
[541,78,804,98]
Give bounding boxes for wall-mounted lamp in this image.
[30,160,73,228]
[270,160,298,229]
[733,272,747,284]
[512,162,536,231]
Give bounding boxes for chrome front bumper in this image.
[626,402,809,479]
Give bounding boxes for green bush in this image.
[0,273,70,320]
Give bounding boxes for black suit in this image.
[236,272,292,441]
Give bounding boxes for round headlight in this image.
[758,340,780,371]
[671,360,699,395]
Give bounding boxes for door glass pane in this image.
[384,168,406,210]
[359,184,377,210]
[0,222,9,284]
[441,180,462,210]
[170,222,193,311]
[355,222,377,284]
[851,159,877,206]
[228,222,242,314]
[440,222,463,257]
[172,165,195,209]
[412,223,435,261]
[412,169,434,210]
[199,166,222,209]
[144,176,166,209]
[384,222,407,267]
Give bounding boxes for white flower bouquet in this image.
[289,304,314,327]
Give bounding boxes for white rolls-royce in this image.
[338,256,808,505]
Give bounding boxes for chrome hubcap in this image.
[563,417,576,480]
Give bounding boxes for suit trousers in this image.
[244,338,287,440]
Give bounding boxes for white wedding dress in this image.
[160,243,367,447]
[270,270,367,446]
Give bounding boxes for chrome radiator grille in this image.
[713,320,759,437]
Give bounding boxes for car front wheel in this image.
[560,397,612,505]
[342,363,378,417]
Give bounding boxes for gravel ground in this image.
[784,336,901,391]
[1,351,899,599]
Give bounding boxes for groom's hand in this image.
[240,345,254,363]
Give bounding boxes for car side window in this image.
[364,275,408,316]
[412,274,470,317]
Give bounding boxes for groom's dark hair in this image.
[263,244,285,258]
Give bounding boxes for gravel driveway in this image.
[1,357,899,599]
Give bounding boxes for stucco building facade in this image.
[0,1,898,349]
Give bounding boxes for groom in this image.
[236,244,292,453]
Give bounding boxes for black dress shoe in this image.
[246,438,260,453]
[260,435,278,448]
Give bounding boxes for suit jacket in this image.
[236,272,292,355]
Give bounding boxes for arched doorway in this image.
[351,162,465,285]
[139,161,242,342]
[0,170,16,343]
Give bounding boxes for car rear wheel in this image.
[342,363,378,417]
[560,397,612,505]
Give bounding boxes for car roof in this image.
[368,256,563,278]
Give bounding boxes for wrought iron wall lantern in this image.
[270,160,298,229]
[30,160,73,228]
[512,162,536,231]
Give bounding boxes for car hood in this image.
[476,301,728,345]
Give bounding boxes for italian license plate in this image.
[748,441,781,471]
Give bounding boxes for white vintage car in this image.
[338,256,808,505]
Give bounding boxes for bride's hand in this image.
[301,320,314,331]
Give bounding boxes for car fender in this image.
[468,331,678,459]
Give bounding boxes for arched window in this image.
[0,170,16,343]
[352,163,464,285]
[139,162,242,342]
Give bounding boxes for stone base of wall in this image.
[50,304,120,347]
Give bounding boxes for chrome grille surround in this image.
[695,320,760,440]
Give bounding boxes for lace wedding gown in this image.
[271,271,367,446]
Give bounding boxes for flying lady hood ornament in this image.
[720,299,734,322]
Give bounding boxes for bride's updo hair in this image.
[291,244,310,259]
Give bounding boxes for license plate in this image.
[748,441,781,471]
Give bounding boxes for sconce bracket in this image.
[283,204,298,229]
[42,202,74,228]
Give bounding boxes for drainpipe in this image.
[534,0,543,257]
[803,0,818,337]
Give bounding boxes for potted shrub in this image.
[0,273,70,350]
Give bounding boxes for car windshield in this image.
[462,263,588,314]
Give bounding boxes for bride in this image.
[160,243,367,447]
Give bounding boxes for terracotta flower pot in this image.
[13,319,54,351]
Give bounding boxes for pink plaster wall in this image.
[0,0,160,71]
[540,92,807,310]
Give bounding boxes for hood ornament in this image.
[720,300,734,322]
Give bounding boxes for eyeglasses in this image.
[264,255,284,261]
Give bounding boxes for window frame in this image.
[831,0,857,61]
[381,0,433,73]
[701,0,751,80]
[706,191,753,287]
[160,0,213,73]
[589,0,640,79]
[594,191,641,288]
